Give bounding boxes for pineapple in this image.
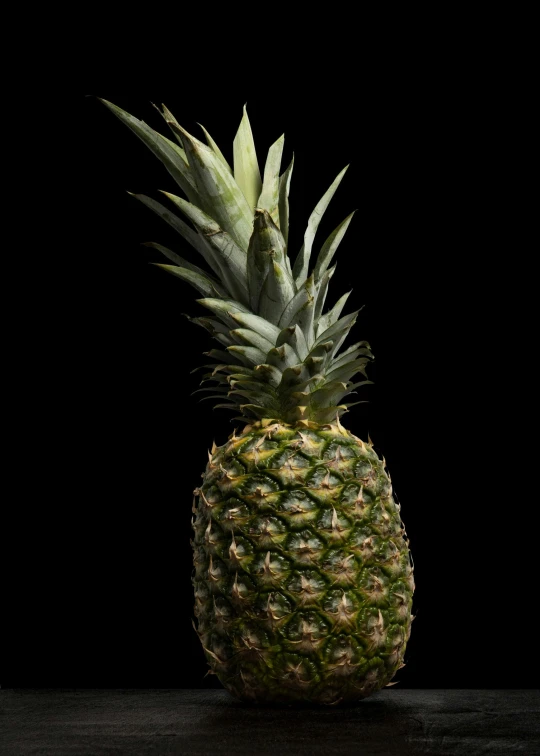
[101,100,414,705]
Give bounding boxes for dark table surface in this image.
[1,689,539,755]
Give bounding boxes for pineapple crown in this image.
[101,100,373,426]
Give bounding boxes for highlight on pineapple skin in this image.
[100,99,416,704]
[192,420,414,706]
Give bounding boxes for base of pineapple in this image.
[216,658,401,706]
[192,420,414,706]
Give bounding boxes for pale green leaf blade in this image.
[259,260,296,326]
[157,104,188,154]
[279,156,294,247]
[314,264,336,323]
[231,328,274,355]
[325,358,370,384]
[266,344,300,371]
[152,264,221,298]
[100,99,198,203]
[198,123,233,174]
[240,404,277,419]
[257,134,285,225]
[228,312,281,344]
[143,243,226,295]
[228,345,267,366]
[196,298,250,330]
[168,120,253,251]
[246,209,289,312]
[278,273,314,329]
[309,381,351,407]
[254,364,283,387]
[285,274,316,347]
[130,193,220,273]
[276,324,307,361]
[314,310,360,349]
[313,212,356,282]
[233,105,262,214]
[292,165,349,287]
[161,134,188,165]
[316,291,352,337]
[162,192,248,305]
[330,346,374,373]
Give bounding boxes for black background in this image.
[8,93,533,690]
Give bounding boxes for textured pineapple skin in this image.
[192,421,414,705]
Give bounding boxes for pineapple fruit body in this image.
[193,421,414,705]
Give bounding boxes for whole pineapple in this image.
[102,100,414,705]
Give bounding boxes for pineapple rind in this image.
[193,421,414,705]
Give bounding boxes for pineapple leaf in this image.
[162,192,248,306]
[259,261,296,326]
[257,134,285,226]
[198,123,233,174]
[314,311,360,349]
[278,156,295,248]
[316,291,353,337]
[231,328,274,355]
[144,243,226,295]
[239,404,275,419]
[324,358,370,384]
[247,210,289,313]
[254,364,283,387]
[291,274,316,348]
[130,194,220,273]
[227,345,267,366]
[228,312,281,344]
[292,165,349,287]
[314,264,337,323]
[197,298,250,330]
[214,333,237,348]
[233,105,262,215]
[276,325,308,361]
[156,104,188,158]
[313,212,356,282]
[329,347,374,373]
[168,120,253,250]
[267,344,300,371]
[100,99,198,204]
[152,264,223,298]
[308,381,351,407]
[278,273,315,330]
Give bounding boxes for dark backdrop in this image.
[8,94,532,689]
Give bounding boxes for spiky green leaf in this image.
[131,194,221,274]
[100,99,198,203]
[314,264,336,323]
[197,298,250,330]
[233,105,262,214]
[292,165,349,287]
[228,312,281,344]
[325,358,370,384]
[260,260,296,325]
[168,120,253,250]
[162,192,248,305]
[313,212,356,282]
[279,156,294,247]
[152,264,223,298]
[227,345,267,366]
[246,210,289,312]
[198,123,232,174]
[258,134,285,226]
[231,328,274,355]
[144,243,226,295]
[276,325,308,361]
